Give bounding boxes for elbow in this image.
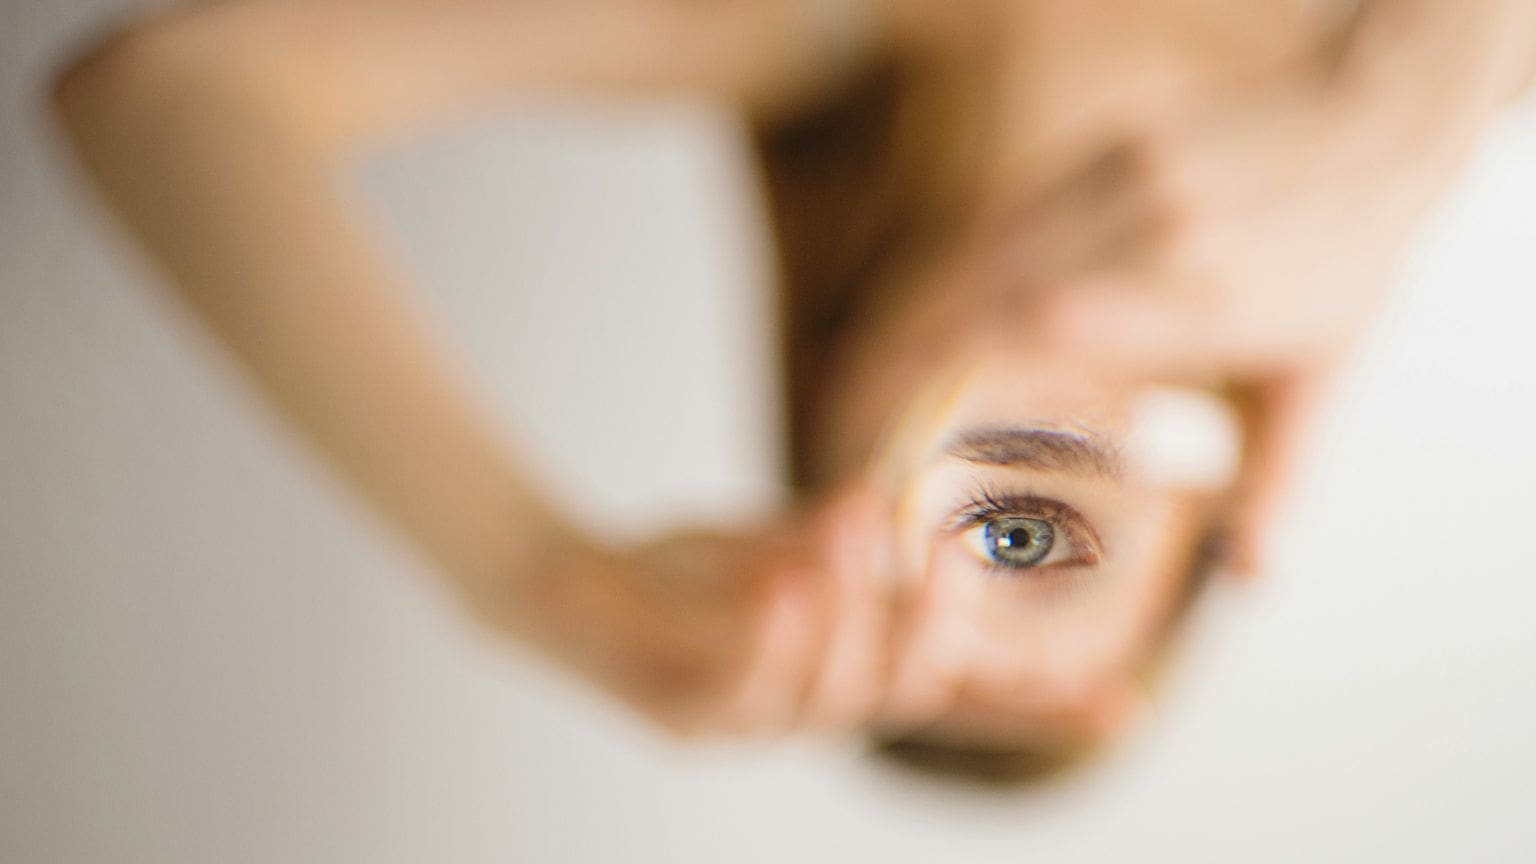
[51,17,189,137]
[50,11,297,148]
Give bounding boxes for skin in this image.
[49,0,973,736]
[862,353,1225,747]
[783,0,1536,572]
[50,0,1536,745]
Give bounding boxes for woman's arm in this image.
[49,0,873,607]
[50,0,936,732]
[1000,0,1536,576]
[54,0,963,154]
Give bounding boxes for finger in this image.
[984,142,1169,291]
[878,543,985,729]
[941,676,1146,748]
[1222,368,1332,580]
[1031,262,1358,384]
[708,557,820,736]
[797,487,891,731]
[1029,275,1237,380]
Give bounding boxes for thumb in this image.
[1220,368,1332,580]
[1033,276,1310,381]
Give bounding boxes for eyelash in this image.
[948,482,1102,577]
[952,483,1069,529]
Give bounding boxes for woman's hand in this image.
[485,485,970,731]
[478,481,1014,739]
[806,0,1536,577]
[48,0,1028,742]
[969,2,1535,382]
[466,487,902,736]
[978,2,1535,573]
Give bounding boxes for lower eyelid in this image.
[966,553,1099,597]
[942,486,1106,565]
[949,509,1101,559]
[956,519,1098,573]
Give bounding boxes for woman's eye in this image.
[962,516,1059,571]
[950,493,1100,574]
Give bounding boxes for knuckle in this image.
[1112,134,1210,263]
[1113,133,1181,196]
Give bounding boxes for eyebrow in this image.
[945,426,1122,479]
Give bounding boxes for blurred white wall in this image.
[5,2,1536,862]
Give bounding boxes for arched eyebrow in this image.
[945,427,1122,479]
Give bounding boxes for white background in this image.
[5,2,1536,861]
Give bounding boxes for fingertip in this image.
[1205,522,1267,585]
[1227,527,1273,585]
[1071,680,1149,744]
[879,550,982,728]
[723,564,820,735]
[1035,285,1211,380]
[816,482,899,588]
[797,484,898,733]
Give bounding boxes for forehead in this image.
[947,354,1141,430]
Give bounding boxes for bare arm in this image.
[50,0,945,733]
[48,0,885,608]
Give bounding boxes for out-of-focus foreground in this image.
[5,2,1536,861]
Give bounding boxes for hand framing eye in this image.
[494,488,900,736]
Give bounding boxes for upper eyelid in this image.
[946,483,1072,528]
[946,487,1106,559]
[949,496,1072,530]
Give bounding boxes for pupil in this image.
[984,517,1054,570]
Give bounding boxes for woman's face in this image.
[876,353,1227,748]
[783,179,1239,751]
[811,239,1241,741]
